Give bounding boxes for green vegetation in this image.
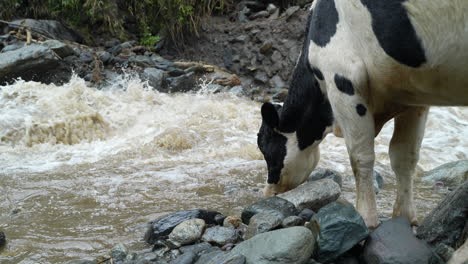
[0,0,229,46]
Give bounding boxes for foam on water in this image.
[0,75,466,263]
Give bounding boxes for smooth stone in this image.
[66,260,97,264]
[0,44,71,84]
[284,6,300,20]
[267,3,278,14]
[241,196,298,225]
[79,51,94,63]
[417,180,468,248]
[298,208,316,222]
[422,160,468,189]
[9,19,83,42]
[169,218,206,246]
[195,249,226,264]
[169,251,196,264]
[282,216,305,228]
[244,212,283,240]
[308,168,343,188]
[434,243,455,262]
[2,43,24,52]
[214,214,227,225]
[363,217,443,264]
[311,201,369,263]
[143,67,166,89]
[202,226,239,246]
[41,39,75,57]
[145,209,221,244]
[97,51,112,64]
[229,226,316,264]
[278,179,341,211]
[254,71,268,84]
[128,55,156,67]
[180,242,212,255]
[110,243,127,262]
[269,75,286,89]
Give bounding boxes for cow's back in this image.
[325,0,468,106]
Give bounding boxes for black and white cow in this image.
[257,0,468,228]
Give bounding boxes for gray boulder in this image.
[110,243,127,262]
[165,72,197,93]
[363,217,443,264]
[144,209,222,244]
[201,226,239,246]
[196,251,246,264]
[1,43,24,53]
[282,216,305,228]
[169,218,206,246]
[241,196,298,224]
[278,179,341,211]
[311,201,369,263]
[244,212,283,239]
[422,160,468,189]
[41,39,75,58]
[417,180,468,248]
[229,226,316,264]
[308,168,343,188]
[169,251,196,264]
[9,19,83,43]
[0,44,71,84]
[143,67,166,89]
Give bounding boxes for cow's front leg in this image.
[327,70,378,229]
[389,106,428,225]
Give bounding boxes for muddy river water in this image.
[0,76,467,263]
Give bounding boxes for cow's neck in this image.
[278,55,333,150]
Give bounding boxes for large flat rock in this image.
[278,179,341,211]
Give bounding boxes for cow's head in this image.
[257,102,323,197]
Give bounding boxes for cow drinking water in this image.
[257,0,468,228]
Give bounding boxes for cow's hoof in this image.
[392,203,418,226]
[363,216,380,230]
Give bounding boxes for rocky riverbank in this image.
[61,164,467,264]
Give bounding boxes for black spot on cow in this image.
[309,0,339,47]
[356,104,367,116]
[312,67,324,81]
[334,74,355,95]
[360,0,426,68]
[258,103,287,184]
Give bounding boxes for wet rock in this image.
[417,180,468,248]
[250,11,269,20]
[0,231,5,248]
[241,196,298,225]
[0,44,71,85]
[230,226,316,264]
[244,212,283,239]
[2,43,24,53]
[447,239,468,264]
[267,4,278,14]
[363,217,442,264]
[259,41,273,54]
[282,216,305,228]
[308,168,343,188]
[298,208,316,222]
[195,249,226,264]
[278,179,341,211]
[269,9,280,20]
[169,218,206,246]
[143,67,166,89]
[284,6,301,20]
[223,216,242,228]
[254,71,268,84]
[79,51,94,63]
[165,72,197,93]
[145,209,222,244]
[214,214,227,225]
[128,55,156,67]
[97,51,112,65]
[41,40,75,58]
[422,160,468,189]
[9,19,83,42]
[180,241,213,255]
[433,243,455,262]
[229,85,244,96]
[66,260,97,264]
[169,251,196,264]
[111,243,127,262]
[202,226,239,246]
[311,201,369,263]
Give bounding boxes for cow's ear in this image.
[261,102,279,128]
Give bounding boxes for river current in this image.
[0,76,467,263]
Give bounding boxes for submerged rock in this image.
[244,212,283,239]
[422,160,468,189]
[0,231,5,248]
[201,226,239,246]
[278,179,341,211]
[0,44,71,85]
[169,218,206,246]
[241,196,298,224]
[362,217,442,264]
[230,226,316,264]
[417,180,468,248]
[145,209,221,244]
[311,201,369,263]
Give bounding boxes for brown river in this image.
[0,75,467,263]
